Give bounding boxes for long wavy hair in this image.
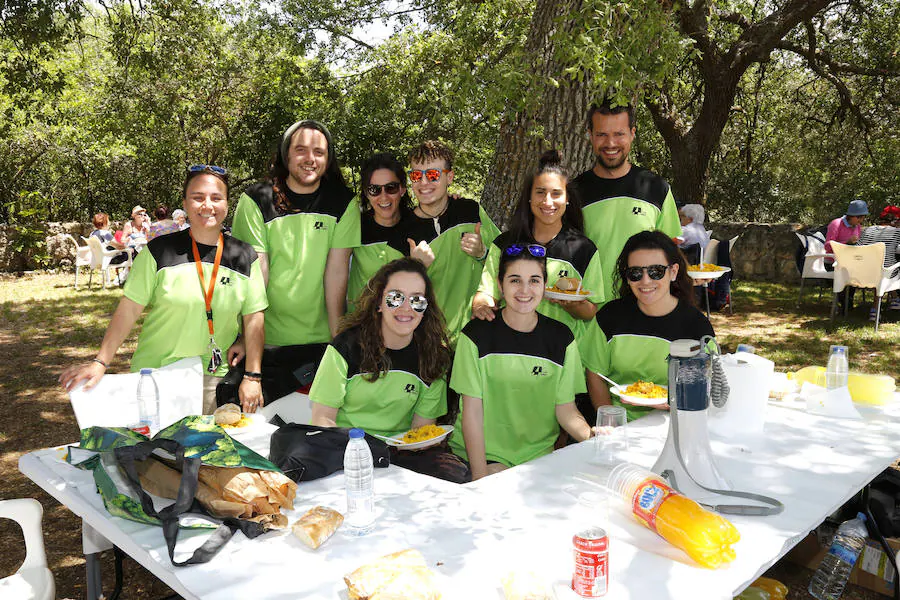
[359,153,414,215]
[508,149,584,242]
[339,258,451,384]
[615,230,696,306]
[269,121,348,214]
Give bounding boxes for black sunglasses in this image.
[188,164,228,176]
[366,182,402,197]
[625,264,670,282]
[504,243,547,258]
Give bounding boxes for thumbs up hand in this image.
[408,238,435,268]
[461,222,486,260]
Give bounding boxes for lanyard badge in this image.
[190,232,225,373]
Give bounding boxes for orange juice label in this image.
[631,478,675,533]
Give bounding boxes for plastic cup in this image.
[593,405,627,464]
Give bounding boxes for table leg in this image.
[85,552,103,600]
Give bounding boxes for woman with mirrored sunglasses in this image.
[309,258,469,483]
[341,153,437,313]
[472,150,604,337]
[580,230,714,422]
[449,247,595,480]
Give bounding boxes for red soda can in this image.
[572,526,609,597]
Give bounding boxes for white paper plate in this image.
[610,384,669,406]
[377,425,454,450]
[686,266,731,280]
[544,289,593,301]
[219,411,266,432]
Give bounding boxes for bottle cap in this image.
[736,344,755,354]
[139,368,153,375]
[349,428,365,439]
[829,345,848,355]
[669,339,701,358]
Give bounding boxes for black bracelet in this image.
[244,371,262,378]
[92,358,108,368]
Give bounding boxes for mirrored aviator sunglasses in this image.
[504,243,547,258]
[384,290,428,313]
[188,164,228,176]
[407,169,449,183]
[366,182,402,197]
[625,264,669,282]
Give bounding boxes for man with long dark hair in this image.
[231,120,355,399]
[573,101,682,303]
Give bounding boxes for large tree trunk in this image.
[480,0,593,229]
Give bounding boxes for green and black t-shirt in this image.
[341,199,409,312]
[124,230,268,376]
[579,298,714,421]
[572,167,682,303]
[478,228,604,338]
[448,313,585,467]
[230,180,355,347]
[404,198,500,346]
[308,326,447,438]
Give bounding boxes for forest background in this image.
[2,0,899,247]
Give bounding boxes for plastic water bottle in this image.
[825,345,849,389]
[808,512,868,600]
[736,344,756,354]
[344,428,375,535]
[133,368,160,437]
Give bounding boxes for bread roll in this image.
[554,277,579,291]
[292,506,343,549]
[345,549,440,599]
[214,403,241,426]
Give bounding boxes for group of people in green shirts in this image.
[59,100,716,484]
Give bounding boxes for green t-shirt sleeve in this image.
[331,198,360,249]
[449,333,483,399]
[558,340,587,403]
[413,377,448,420]
[242,257,269,315]
[308,345,348,409]
[231,193,268,253]
[122,248,157,306]
[657,190,683,240]
[578,318,611,376]
[478,205,501,248]
[476,243,502,299]
[582,251,605,303]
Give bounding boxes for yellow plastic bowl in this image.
[791,366,896,405]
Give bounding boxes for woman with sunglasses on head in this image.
[309,258,468,483]
[449,245,594,481]
[341,153,436,312]
[580,230,714,423]
[60,165,268,415]
[472,150,603,333]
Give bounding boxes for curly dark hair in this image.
[615,230,696,306]
[508,149,584,241]
[339,257,451,384]
[359,153,414,215]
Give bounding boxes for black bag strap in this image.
[115,439,267,566]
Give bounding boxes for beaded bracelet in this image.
[92,358,108,368]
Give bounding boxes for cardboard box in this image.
[785,533,899,597]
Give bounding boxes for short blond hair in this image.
[408,140,454,170]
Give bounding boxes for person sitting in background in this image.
[309,258,468,483]
[147,205,181,241]
[173,208,189,230]
[825,199,868,266]
[679,204,711,256]
[89,212,130,265]
[859,205,900,318]
[121,205,151,250]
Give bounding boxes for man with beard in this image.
[572,101,682,303]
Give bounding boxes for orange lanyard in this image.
[190,232,224,337]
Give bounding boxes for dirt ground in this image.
[0,272,895,599]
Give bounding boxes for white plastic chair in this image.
[830,242,900,332]
[86,236,133,288]
[796,232,835,305]
[64,234,92,290]
[259,392,313,425]
[0,499,55,600]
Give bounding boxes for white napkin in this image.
[801,382,862,420]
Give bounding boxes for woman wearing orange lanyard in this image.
[60,165,268,414]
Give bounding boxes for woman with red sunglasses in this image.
[580,230,714,422]
[309,258,468,483]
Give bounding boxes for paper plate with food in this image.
[213,404,266,431]
[375,424,453,450]
[611,380,669,406]
[544,277,592,301]
[686,264,732,280]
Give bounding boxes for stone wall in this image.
[3,220,813,283]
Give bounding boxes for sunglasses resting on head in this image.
[504,243,547,258]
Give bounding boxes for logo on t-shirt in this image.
[219,276,231,286]
[532,366,548,376]
[632,206,645,216]
[558,269,569,278]
[404,383,416,394]
[313,221,326,230]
